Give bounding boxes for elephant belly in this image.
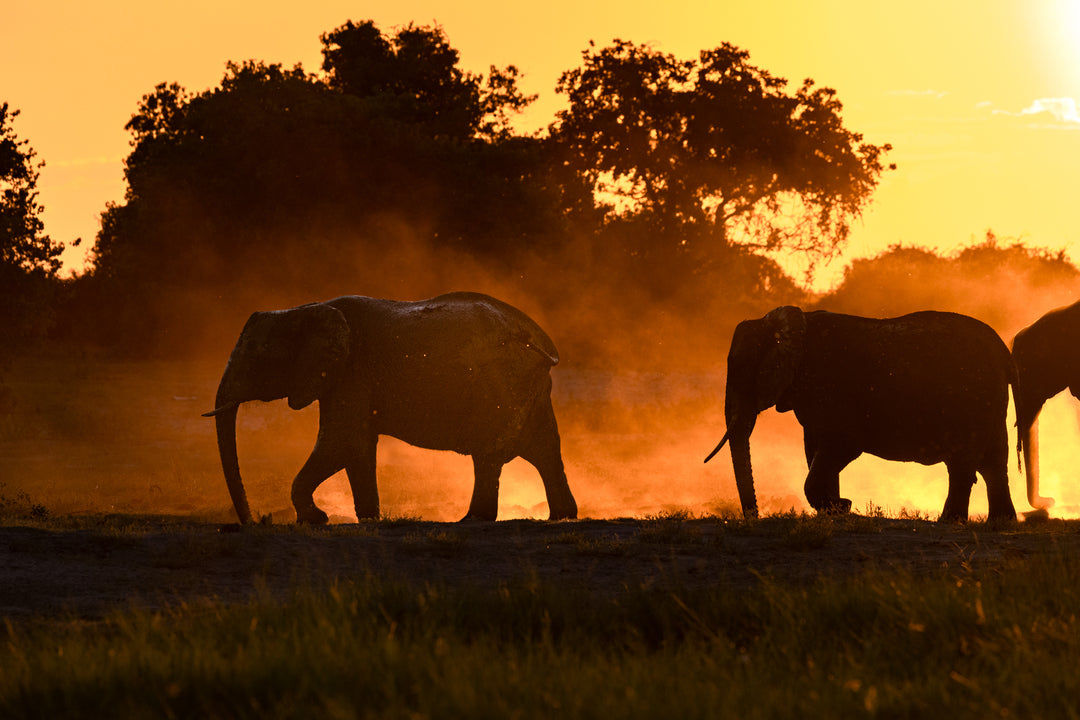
[371,370,542,457]
[803,403,999,467]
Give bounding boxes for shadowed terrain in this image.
[0,514,1068,620]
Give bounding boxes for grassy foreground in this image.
[2,519,1080,719]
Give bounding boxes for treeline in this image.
[2,19,1076,368]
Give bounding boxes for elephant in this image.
[1010,299,1080,513]
[203,292,578,524]
[705,306,1020,522]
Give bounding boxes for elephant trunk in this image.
[706,427,760,517]
[729,431,758,519]
[213,403,253,524]
[1020,414,1055,511]
[204,369,254,524]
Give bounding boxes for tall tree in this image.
[0,103,63,275]
[0,103,65,358]
[80,22,576,356]
[320,20,535,140]
[552,40,893,269]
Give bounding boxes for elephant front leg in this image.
[291,444,347,524]
[463,455,502,521]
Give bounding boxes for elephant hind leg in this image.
[517,396,577,521]
[940,461,978,522]
[463,455,502,521]
[345,434,379,521]
[976,432,1018,522]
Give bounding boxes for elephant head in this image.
[203,303,351,523]
[705,306,807,518]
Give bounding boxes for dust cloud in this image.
[4,232,1080,522]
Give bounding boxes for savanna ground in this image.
[4,356,1080,717]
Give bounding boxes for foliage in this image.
[820,231,1080,335]
[0,103,66,362]
[74,21,576,356]
[0,482,48,520]
[320,20,536,141]
[553,40,893,269]
[0,103,63,276]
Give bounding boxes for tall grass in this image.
[2,542,1079,719]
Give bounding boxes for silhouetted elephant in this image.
[705,306,1020,521]
[203,292,578,524]
[1010,300,1080,512]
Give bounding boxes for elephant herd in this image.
[203,292,1079,525]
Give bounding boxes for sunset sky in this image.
[6,0,1080,289]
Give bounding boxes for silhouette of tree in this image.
[553,40,893,271]
[78,22,583,356]
[0,103,64,360]
[819,232,1080,335]
[0,103,62,275]
[320,20,535,141]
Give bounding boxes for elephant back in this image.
[430,291,560,366]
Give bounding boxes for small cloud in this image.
[1020,98,1080,124]
[992,98,1080,127]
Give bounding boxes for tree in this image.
[79,22,578,356]
[552,40,893,270]
[320,20,536,141]
[820,233,1080,335]
[0,103,65,358]
[0,103,63,275]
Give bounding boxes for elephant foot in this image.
[547,500,578,521]
[937,509,967,524]
[1023,507,1050,522]
[812,497,852,515]
[459,511,497,522]
[295,505,329,525]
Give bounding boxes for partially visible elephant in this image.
[203,292,578,524]
[1010,300,1080,512]
[705,306,1019,522]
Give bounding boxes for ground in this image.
[0,514,1068,620]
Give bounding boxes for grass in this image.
[3,551,1080,718]
[2,514,1080,718]
[0,490,1076,718]
[0,483,49,521]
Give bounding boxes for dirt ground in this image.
[0,515,1071,621]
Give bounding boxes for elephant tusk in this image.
[704,430,731,463]
[202,401,239,418]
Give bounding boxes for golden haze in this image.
[4,2,1080,518]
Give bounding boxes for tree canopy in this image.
[552,40,893,266]
[0,103,63,276]
[320,20,535,141]
[75,21,583,355]
[0,103,65,359]
[62,22,899,359]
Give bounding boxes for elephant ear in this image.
[287,304,351,411]
[755,306,806,412]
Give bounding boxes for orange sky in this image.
[5,0,1080,290]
